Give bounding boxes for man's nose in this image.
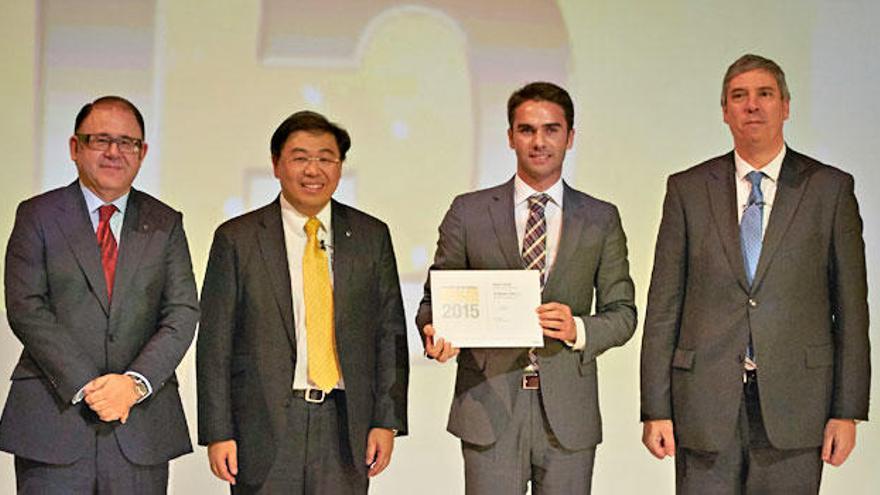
[533,130,546,147]
[104,141,122,156]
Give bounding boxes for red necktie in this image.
[96,204,118,299]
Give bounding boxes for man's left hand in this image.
[365,427,395,477]
[537,302,577,342]
[83,374,140,423]
[822,418,857,466]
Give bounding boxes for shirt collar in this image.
[514,174,564,208]
[79,181,129,216]
[734,144,786,184]
[279,194,332,237]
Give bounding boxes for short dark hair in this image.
[722,54,790,106]
[507,82,574,131]
[74,96,145,137]
[270,110,351,161]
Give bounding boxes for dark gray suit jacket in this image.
[641,148,870,452]
[0,181,199,465]
[416,179,636,450]
[196,198,409,486]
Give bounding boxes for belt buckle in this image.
[304,387,326,403]
[522,372,540,390]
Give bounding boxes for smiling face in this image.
[69,103,147,202]
[723,68,789,156]
[508,99,574,191]
[272,130,342,216]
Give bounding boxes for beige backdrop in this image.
[0,0,877,493]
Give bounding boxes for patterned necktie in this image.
[740,171,765,285]
[303,217,340,392]
[740,171,764,367]
[96,204,118,299]
[522,193,550,373]
[522,193,551,289]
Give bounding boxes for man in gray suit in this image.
[0,96,200,493]
[197,110,409,494]
[641,54,870,493]
[417,82,636,494]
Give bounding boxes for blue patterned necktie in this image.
[740,171,765,286]
[740,171,764,366]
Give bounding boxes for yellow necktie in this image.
[303,217,340,392]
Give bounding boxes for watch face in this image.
[134,379,148,398]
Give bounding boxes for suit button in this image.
[748,299,757,308]
[108,334,116,342]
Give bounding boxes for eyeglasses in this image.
[76,133,143,154]
[287,156,341,167]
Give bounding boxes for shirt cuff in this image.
[125,371,153,403]
[565,317,586,351]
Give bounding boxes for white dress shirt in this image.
[513,175,585,350]
[734,145,786,237]
[279,195,344,390]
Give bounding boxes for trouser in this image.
[15,423,168,495]
[233,390,368,495]
[676,371,823,495]
[461,385,595,495]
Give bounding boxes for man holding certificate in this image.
[416,82,636,494]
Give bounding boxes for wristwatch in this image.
[131,375,149,400]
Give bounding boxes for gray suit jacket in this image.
[640,148,870,452]
[0,181,199,465]
[196,198,409,486]
[416,178,636,450]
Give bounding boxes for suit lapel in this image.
[487,179,523,269]
[706,154,749,292]
[110,191,149,319]
[752,151,808,289]
[257,199,296,350]
[54,182,111,315]
[330,201,354,333]
[544,182,585,297]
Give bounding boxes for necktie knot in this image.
[304,217,322,238]
[99,204,117,223]
[746,171,765,205]
[528,193,551,212]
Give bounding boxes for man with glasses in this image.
[197,110,409,494]
[0,96,199,493]
[641,54,870,493]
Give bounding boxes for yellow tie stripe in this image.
[303,217,341,392]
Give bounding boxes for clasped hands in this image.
[82,373,141,423]
[424,302,577,362]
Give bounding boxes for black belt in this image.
[292,388,340,404]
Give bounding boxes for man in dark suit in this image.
[0,96,200,493]
[641,54,870,493]
[416,82,636,494]
[197,110,409,494]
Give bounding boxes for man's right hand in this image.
[208,439,238,485]
[423,324,459,363]
[642,419,676,459]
